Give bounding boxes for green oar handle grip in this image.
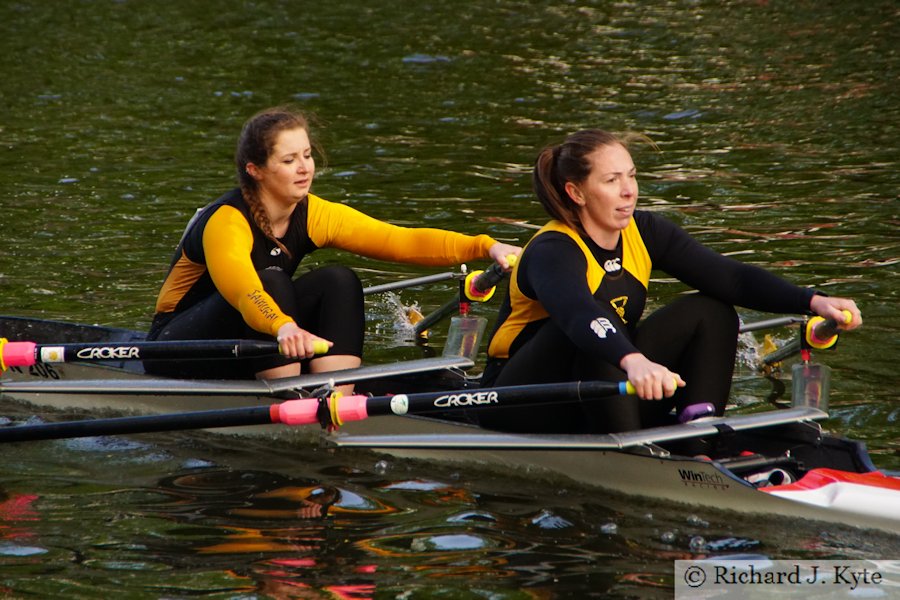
[805,309,852,350]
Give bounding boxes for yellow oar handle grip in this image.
[805,309,852,350]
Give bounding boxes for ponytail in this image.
[533,144,582,233]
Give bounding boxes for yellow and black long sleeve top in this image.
[154,188,497,336]
[488,211,816,365]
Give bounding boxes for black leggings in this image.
[477,294,739,433]
[146,266,364,379]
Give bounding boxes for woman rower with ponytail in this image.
[147,106,519,380]
[478,129,861,434]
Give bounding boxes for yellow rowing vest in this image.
[488,219,651,359]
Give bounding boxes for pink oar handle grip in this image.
[0,340,36,370]
[271,394,369,427]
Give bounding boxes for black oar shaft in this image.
[413,297,459,335]
[806,312,849,347]
[470,263,506,294]
[1,339,282,368]
[0,405,275,443]
[362,380,627,418]
[52,339,280,360]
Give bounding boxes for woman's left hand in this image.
[809,294,862,330]
[487,242,522,271]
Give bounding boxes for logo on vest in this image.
[610,296,628,323]
[603,258,622,273]
[270,247,282,256]
[590,317,617,339]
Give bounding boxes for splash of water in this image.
[371,292,423,344]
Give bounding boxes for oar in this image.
[1,312,800,371]
[0,379,634,443]
[738,316,804,333]
[413,260,513,337]
[0,338,329,371]
[681,312,852,421]
[756,311,852,367]
[362,271,460,296]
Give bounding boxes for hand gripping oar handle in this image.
[0,379,634,443]
[805,309,852,350]
[0,338,329,370]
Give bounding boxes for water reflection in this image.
[141,468,562,596]
[140,470,378,597]
[135,464,781,597]
[0,488,43,559]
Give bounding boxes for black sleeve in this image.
[518,233,639,364]
[638,212,816,314]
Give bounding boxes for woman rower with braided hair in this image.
[477,129,861,434]
[147,106,519,380]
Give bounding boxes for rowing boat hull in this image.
[2,315,899,535]
[332,415,899,534]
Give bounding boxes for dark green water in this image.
[1,1,898,597]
